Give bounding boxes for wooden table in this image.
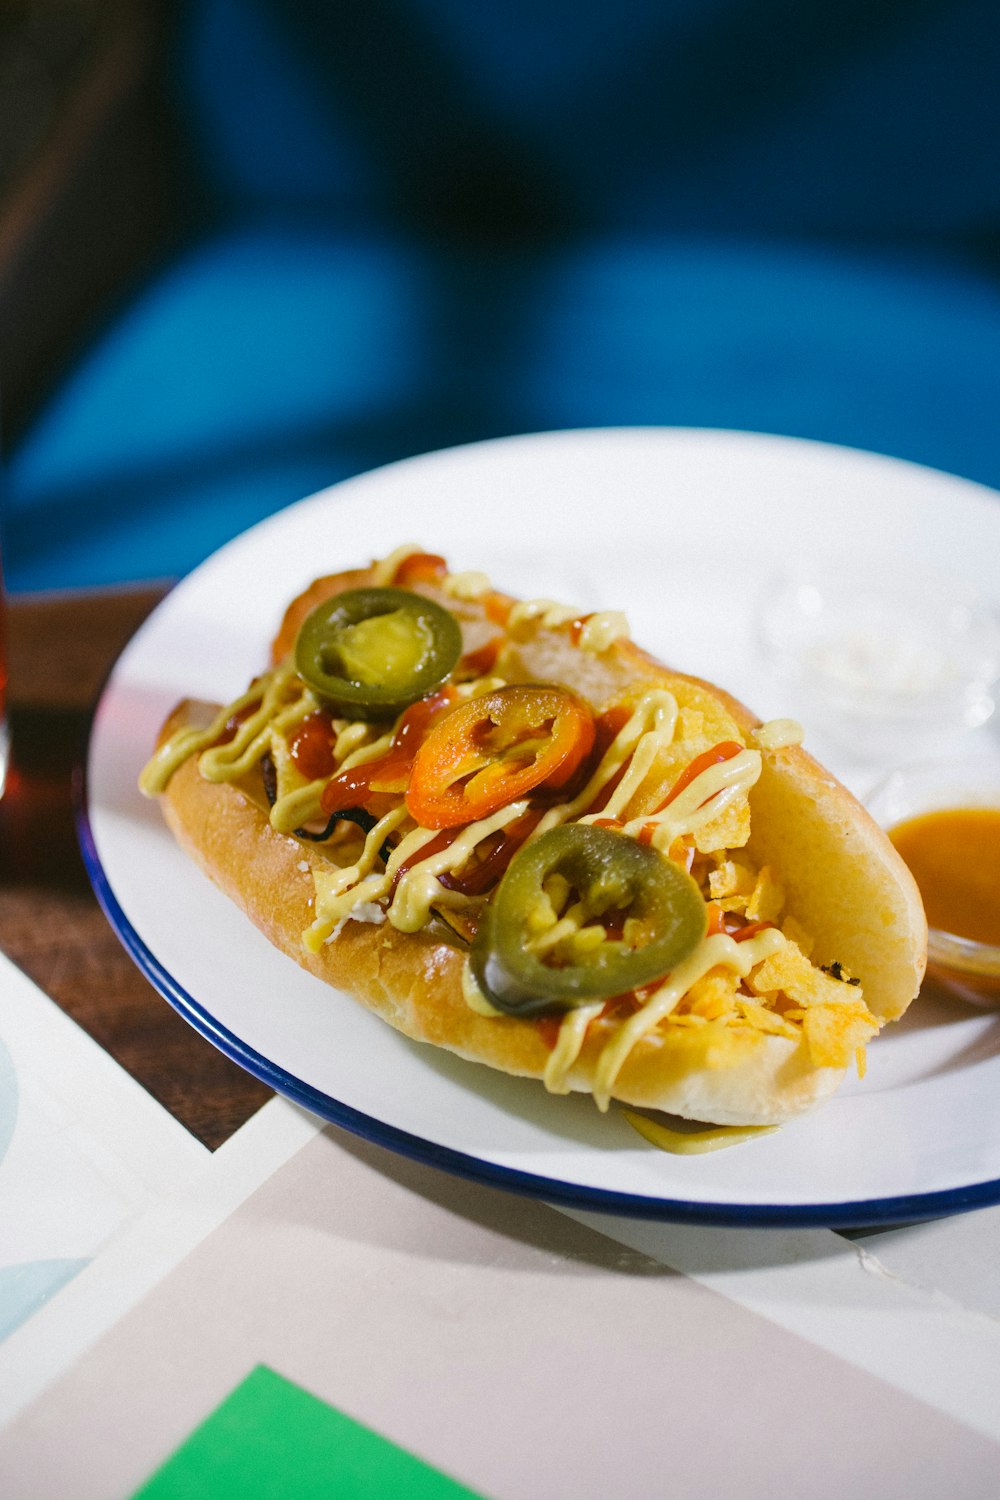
[0,586,273,1148]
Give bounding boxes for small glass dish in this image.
[756,562,1000,757]
[866,756,1000,1004]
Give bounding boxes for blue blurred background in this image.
[4,0,999,592]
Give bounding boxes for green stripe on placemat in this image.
[132,1365,485,1499]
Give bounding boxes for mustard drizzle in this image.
[140,559,830,1114]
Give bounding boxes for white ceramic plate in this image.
[82,428,1000,1226]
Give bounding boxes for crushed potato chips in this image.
[685,970,740,1020]
[676,707,705,739]
[694,797,751,854]
[708,858,756,900]
[748,943,865,1008]
[736,998,800,1041]
[802,1004,879,1070]
[745,865,785,923]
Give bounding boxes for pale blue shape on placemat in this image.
[0,1259,92,1343]
[0,1034,18,1168]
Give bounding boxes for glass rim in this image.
[928,924,1000,976]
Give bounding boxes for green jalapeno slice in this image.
[471,823,707,1018]
[294,587,462,719]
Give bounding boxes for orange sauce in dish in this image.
[889,808,1000,945]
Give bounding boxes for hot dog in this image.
[140,546,927,1127]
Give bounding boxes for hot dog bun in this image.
[145,555,927,1128]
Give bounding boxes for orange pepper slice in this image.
[406,684,595,829]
